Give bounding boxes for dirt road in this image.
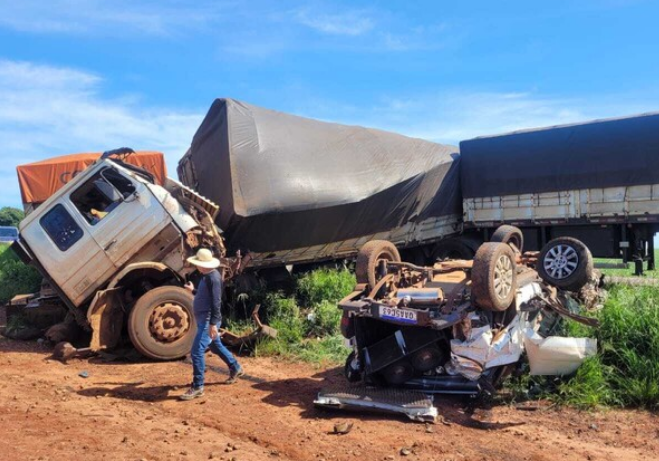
[1,324,658,461]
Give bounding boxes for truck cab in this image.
[14,151,238,360]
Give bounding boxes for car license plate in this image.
[378,306,418,324]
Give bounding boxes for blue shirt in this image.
[193,269,222,325]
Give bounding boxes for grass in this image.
[0,243,41,304]
[504,260,659,410]
[232,268,356,366]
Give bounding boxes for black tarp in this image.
[178,98,460,253]
[460,112,659,198]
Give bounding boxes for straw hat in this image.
[186,248,221,269]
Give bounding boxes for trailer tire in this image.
[491,225,524,253]
[432,239,476,261]
[355,240,401,289]
[128,286,196,360]
[471,242,517,312]
[537,237,593,292]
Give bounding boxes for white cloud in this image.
[294,8,375,36]
[0,60,203,207]
[288,90,659,147]
[0,0,222,35]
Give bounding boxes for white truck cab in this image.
[14,150,242,360]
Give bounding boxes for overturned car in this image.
[337,227,599,395]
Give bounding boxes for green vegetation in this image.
[506,263,659,410]
[0,244,41,304]
[236,268,355,366]
[0,207,24,227]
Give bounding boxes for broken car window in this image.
[70,168,136,225]
[40,204,84,251]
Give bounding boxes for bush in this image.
[0,207,23,227]
[306,300,343,337]
[251,268,356,365]
[297,268,355,307]
[0,244,41,303]
[512,284,659,410]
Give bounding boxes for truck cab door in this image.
[21,202,116,307]
[69,165,171,268]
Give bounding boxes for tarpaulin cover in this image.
[460,112,659,198]
[179,98,460,253]
[17,152,168,204]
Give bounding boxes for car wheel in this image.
[537,237,593,291]
[355,240,401,290]
[490,225,524,253]
[471,242,517,312]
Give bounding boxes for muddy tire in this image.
[537,237,593,292]
[471,242,517,312]
[355,240,401,289]
[432,239,476,261]
[491,225,524,253]
[344,351,362,383]
[128,286,196,360]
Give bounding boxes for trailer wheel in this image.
[537,237,593,291]
[128,286,196,360]
[355,240,401,289]
[432,239,476,261]
[471,242,517,312]
[491,225,524,253]
[381,360,415,385]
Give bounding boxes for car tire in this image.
[490,225,524,253]
[344,351,362,383]
[537,237,594,291]
[471,242,517,312]
[128,286,196,360]
[355,240,401,289]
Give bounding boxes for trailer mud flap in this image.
[314,385,437,423]
[87,288,124,351]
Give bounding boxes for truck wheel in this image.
[128,286,196,360]
[537,237,593,291]
[471,242,517,312]
[355,240,401,289]
[491,225,524,253]
[432,239,476,261]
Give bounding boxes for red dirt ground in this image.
[1,308,658,461]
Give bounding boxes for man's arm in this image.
[208,271,223,326]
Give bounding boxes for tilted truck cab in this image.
[14,151,243,360]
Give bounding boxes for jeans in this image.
[191,321,240,389]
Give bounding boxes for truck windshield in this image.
[70,168,136,225]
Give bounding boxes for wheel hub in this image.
[544,245,579,279]
[149,302,190,343]
[493,255,513,299]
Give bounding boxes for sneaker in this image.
[225,367,245,384]
[179,386,204,401]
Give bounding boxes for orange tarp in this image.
[17,151,168,204]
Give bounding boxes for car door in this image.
[69,164,171,268]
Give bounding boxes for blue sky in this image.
[1,0,658,208]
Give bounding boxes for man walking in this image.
[179,248,244,401]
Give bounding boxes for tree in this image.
[0,207,24,227]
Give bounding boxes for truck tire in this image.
[128,286,196,360]
[355,240,401,289]
[471,242,517,312]
[432,239,476,261]
[537,237,593,292]
[491,225,524,253]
